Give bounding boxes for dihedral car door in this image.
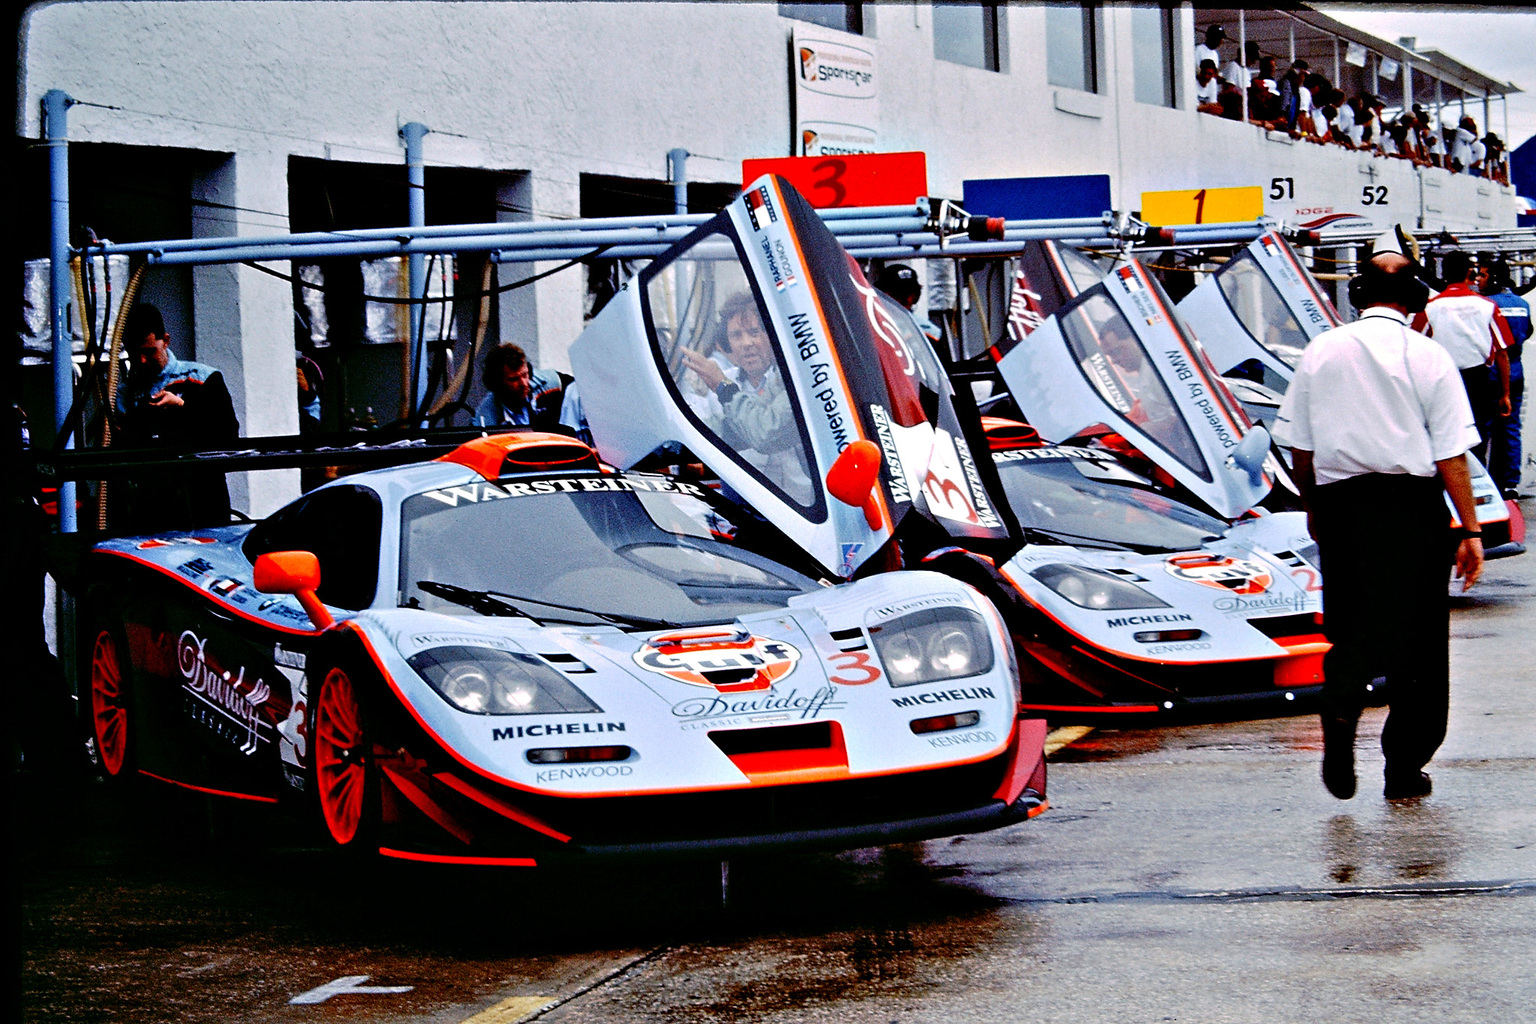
[992,259,1271,519]
[1177,232,1341,392]
[858,270,1012,545]
[575,174,1011,576]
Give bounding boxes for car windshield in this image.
[398,475,821,627]
[1058,286,1211,480]
[994,456,1226,552]
[1215,249,1310,371]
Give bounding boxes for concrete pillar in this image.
[495,172,538,366]
[191,146,299,516]
[528,165,585,374]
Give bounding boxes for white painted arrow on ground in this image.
[290,974,415,1005]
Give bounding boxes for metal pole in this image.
[669,148,689,215]
[44,89,76,534]
[401,121,429,420]
[1238,10,1248,124]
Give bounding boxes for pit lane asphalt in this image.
[13,522,1536,1023]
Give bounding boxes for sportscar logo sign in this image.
[1164,553,1272,595]
[633,630,800,691]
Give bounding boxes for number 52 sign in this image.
[742,152,928,209]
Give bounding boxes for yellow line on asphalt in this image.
[1044,725,1094,757]
[459,995,557,1024]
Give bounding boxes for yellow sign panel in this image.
[1139,186,1264,226]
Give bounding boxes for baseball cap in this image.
[877,264,921,297]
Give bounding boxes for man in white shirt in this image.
[1194,24,1225,74]
[1195,60,1222,115]
[1412,249,1514,465]
[1273,252,1483,803]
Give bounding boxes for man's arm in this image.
[1288,447,1317,539]
[1437,453,1484,590]
[1492,308,1515,416]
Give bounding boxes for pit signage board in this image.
[1140,186,1263,226]
[792,24,879,158]
[741,152,927,209]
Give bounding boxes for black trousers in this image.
[1461,364,1500,466]
[1312,473,1455,776]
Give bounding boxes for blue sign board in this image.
[962,174,1113,221]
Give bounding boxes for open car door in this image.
[571,174,1011,578]
[991,258,1272,519]
[1176,231,1341,392]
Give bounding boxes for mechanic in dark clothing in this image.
[1273,253,1484,803]
[117,303,241,531]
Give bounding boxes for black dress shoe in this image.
[1321,716,1357,800]
[1384,771,1433,801]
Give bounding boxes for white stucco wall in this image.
[19,0,1518,499]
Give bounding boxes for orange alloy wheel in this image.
[315,667,369,845]
[90,630,129,777]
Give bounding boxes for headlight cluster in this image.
[1029,563,1170,611]
[869,607,994,687]
[408,645,603,715]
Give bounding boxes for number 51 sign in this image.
[741,152,928,209]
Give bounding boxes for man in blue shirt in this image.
[118,303,241,529]
[1478,255,1531,497]
[472,342,590,443]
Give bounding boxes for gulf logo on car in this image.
[1164,553,1273,595]
[633,628,801,692]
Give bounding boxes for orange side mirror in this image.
[253,551,334,629]
[825,439,884,530]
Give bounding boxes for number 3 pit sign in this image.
[1140,186,1263,226]
[742,152,928,209]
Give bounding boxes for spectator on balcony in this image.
[1450,116,1478,172]
[1485,134,1508,185]
[1277,59,1309,131]
[1248,59,1282,127]
[1330,90,1357,147]
[1217,75,1246,122]
[1469,133,1488,177]
[1194,24,1226,75]
[1195,59,1223,115]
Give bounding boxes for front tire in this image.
[312,663,378,849]
[88,625,133,779]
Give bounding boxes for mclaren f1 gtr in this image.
[77,430,1048,865]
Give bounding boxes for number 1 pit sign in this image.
[1140,186,1263,226]
[742,152,928,209]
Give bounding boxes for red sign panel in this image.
[741,152,928,209]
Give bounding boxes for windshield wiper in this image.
[415,580,537,620]
[672,576,800,591]
[413,580,675,630]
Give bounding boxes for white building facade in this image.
[18,1,1520,514]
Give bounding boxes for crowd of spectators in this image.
[1193,25,1510,185]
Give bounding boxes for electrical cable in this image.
[236,245,611,302]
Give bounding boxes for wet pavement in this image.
[14,524,1536,1023]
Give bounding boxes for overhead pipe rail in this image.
[75,204,1121,268]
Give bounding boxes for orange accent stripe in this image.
[138,769,280,803]
[432,771,572,843]
[97,550,323,636]
[1021,703,1164,714]
[378,847,537,867]
[768,176,893,531]
[378,762,475,845]
[1026,798,1050,818]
